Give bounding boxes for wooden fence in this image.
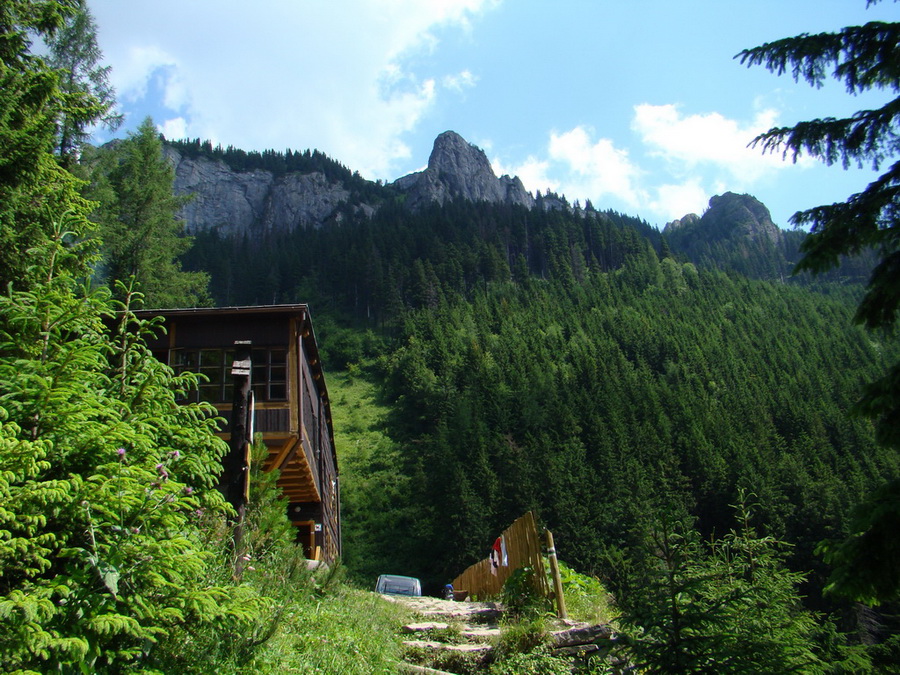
[450,511,549,600]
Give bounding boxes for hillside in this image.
[84,128,900,666]
[175,133,897,604]
[6,2,899,668]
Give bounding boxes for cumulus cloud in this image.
[649,180,714,222]
[632,103,802,181]
[158,117,188,140]
[491,103,810,224]
[90,0,500,178]
[548,127,646,207]
[492,154,556,195]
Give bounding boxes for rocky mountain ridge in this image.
[391,130,535,211]
[165,130,541,236]
[164,145,355,236]
[164,132,790,263]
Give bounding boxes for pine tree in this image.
[738,2,900,606]
[0,0,98,288]
[44,1,122,167]
[91,117,210,308]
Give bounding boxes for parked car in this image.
[375,574,422,596]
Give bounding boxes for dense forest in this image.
[184,198,900,600]
[181,189,900,666]
[3,0,900,671]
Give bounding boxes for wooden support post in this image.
[218,340,253,577]
[546,529,567,619]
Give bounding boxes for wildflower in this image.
[116,448,126,457]
[169,450,180,459]
[183,486,194,495]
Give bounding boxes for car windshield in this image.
[377,575,420,596]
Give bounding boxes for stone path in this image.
[381,594,620,674]
[380,594,504,673]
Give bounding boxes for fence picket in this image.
[450,512,549,600]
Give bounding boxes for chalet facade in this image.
[137,305,340,563]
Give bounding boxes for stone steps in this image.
[387,593,619,673]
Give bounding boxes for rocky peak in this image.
[663,213,700,232]
[393,131,535,210]
[664,192,781,245]
[705,192,782,244]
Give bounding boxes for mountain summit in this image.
[392,131,535,210]
[665,192,782,245]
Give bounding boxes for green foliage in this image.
[555,561,615,625]
[739,0,900,608]
[616,494,823,674]
[817,478,900,606]
[501,567,552,619]
[327,366,416,587]
[369,268,898,596]
[0,228,241,671]
[0,0,99,289]
[488,644,571,675]
[88,117,210,308]
[43,1,122,167]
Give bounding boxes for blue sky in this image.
[88,0,897,229]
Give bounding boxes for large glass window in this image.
[172,347,288,403]
[252,347,288,402]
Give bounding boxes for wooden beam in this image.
[267,437,298,472]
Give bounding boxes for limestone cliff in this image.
[392,131,535,210]
[165,146,351,236]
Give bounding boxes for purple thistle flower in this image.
[116,448,126,457]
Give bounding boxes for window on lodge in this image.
[172,348,288,403]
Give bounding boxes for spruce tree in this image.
[617,497,823,674]
[738,2,900,606]
[44,1,123,167]
[91,117,210,308]
[0,0,98,289]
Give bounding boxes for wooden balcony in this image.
[137,304,341,563]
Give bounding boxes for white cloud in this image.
[632,103,805,182]
[650,180,711,222]
[90,0,500,178]
[490,102,815,225]
[442,70,478,93]
[491,127,645,207]
[547,127,646,207]
[114,46,179,103]
[492,154,556,195]
[158,117,187,141]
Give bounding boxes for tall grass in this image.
[145,439,410,673]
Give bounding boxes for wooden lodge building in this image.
[137,304,341,564]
